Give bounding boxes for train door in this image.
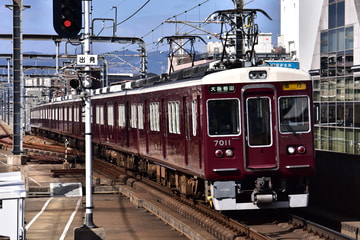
[187,95,202,170]
[243,86,278,170]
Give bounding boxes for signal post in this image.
[52,0,105,239]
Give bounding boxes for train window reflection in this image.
[207,99,240,136]
[247,97,271,146]
[279,96,310,133]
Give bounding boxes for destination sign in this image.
[282,82,307,91]
[209,85,236,93]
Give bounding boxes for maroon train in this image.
[30,66,315,210]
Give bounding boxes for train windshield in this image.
[246,97,272,146]
[207,99,240,136]
[279,96,310,133]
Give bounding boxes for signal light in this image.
[53,0,82,38]
[69,79,80,89]
[63,19,72,28]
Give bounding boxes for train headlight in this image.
[297,146,306,154]
[249,70,267,80]
[225,149,234,157]
[215,149,224,158]
[287,146,296,154]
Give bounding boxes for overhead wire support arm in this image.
[158,35,207,74]
[91,18,115,36]
[90,36,148,78]
[165,20,220,39]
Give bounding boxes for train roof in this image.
[201,66,310,84]
[90,66,310,99]
[35,66,310,107]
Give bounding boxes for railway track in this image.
[0,116,349,239]
[13,134,352,240]
[92,158,352,240]
[0,121,82,164]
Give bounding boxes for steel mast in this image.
[83,0,96,228]
[234,0,244,64]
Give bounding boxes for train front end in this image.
[202,67,315,210]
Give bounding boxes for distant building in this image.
[309,0,360,155]
[25,76,53,103]
[279,0,322,71]
[254,33,273,54]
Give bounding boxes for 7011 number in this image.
[213,139,231,146]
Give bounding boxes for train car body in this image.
[202,67,314,210]
[30,66,315,210]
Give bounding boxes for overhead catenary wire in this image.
[119,0,211,53]
[116,0,151,26]
[140,0,210,40]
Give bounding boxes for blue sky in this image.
[0,0,280,54]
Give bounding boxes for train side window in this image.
[108,105,114,126]
[96,106,99,124]
[100,106,104,125]
[207,99,240,136]
[59,107,63,121]
[138,104,144,130]
[118,104,126,127]
[150,102,160,131]
[279,96,310,133]
[192,100,197,136]
[168,101,180,134]
[69,107,72,122]
[131,103,137,128]
[74,106,79,122]
[96,106,104,125]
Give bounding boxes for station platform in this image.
[0,149,188,240]
[25,194,187,240]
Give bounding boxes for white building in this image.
[254,33,273,53]
[278,0,322,70]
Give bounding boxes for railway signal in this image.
[53,0,82,38]
[69,78,80,89]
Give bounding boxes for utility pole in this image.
[12,0,23,156]
[6,0,29,167]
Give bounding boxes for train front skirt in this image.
[210,180,309,210]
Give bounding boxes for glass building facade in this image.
[312,0,360,154]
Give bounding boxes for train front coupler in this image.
[251,177,277,205]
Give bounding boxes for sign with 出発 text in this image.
[77,54,98,65]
